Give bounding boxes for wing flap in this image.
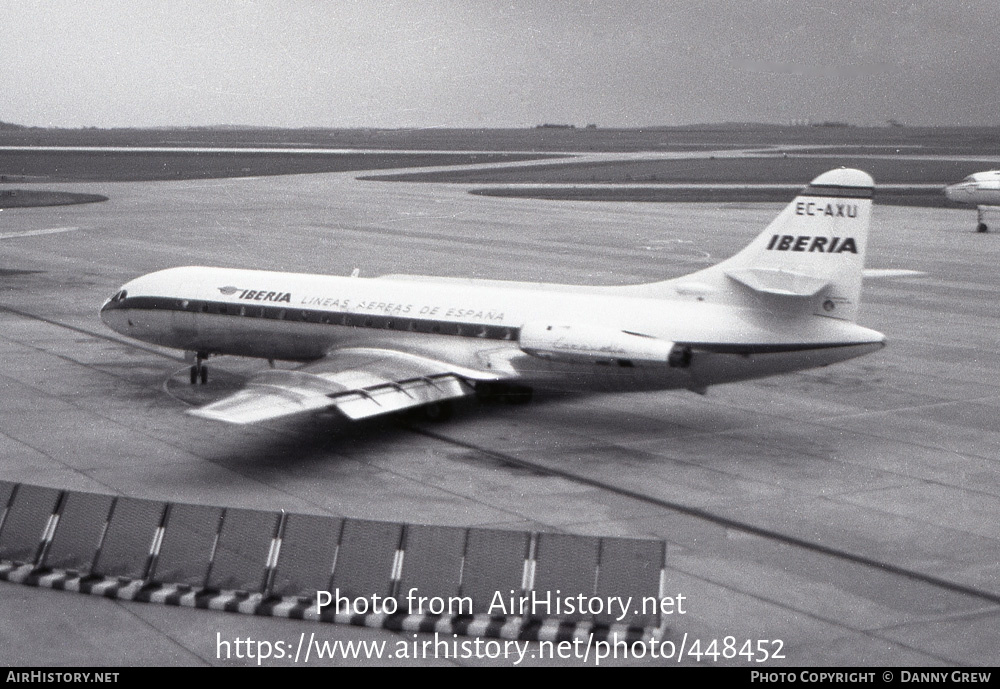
[332,374,472,420]
[187,348,481,425]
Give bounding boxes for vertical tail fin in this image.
[674,168,874,322]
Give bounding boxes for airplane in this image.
[100,168,885,425]
[944,169,1000,232]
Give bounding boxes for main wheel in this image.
[977,222,989,233]
[501,385,533,405]
[190,365,198,384]
[200,365,208,384]
[475,382,502,403]
[420,401,453,422]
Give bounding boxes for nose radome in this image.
[100,289,129,333]
[100,300,119,328]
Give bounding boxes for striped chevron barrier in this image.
[0,562,657,643]
[0,481,669,643]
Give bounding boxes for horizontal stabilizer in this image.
[725,268,830,297]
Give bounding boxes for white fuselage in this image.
[101,266,884,394]
[945,171,1000,205]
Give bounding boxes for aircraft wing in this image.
[188,347,495,424]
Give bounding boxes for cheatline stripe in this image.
[104,295,517,342]
[103,296,880,354]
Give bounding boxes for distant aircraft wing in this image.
[862,269,925,278]
[188,347,496,424]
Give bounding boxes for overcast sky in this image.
[2,0,998,129]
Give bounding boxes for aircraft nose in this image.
[944,183,968,201]
[100,288,129,333]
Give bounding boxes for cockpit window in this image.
[963,176,978,183]
[111,289,128,302]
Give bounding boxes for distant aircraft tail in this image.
[667,168,874,322]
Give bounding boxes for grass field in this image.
[2,123,1000,153]
[468,184,945,207]
[0,150,552,184]
[1,124,998,207]
[0,189,107,209]
[366,154,986,185]
[365,145,992,208]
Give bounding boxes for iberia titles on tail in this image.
[100,168,884,425]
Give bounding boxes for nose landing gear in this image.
[977,205,1000,233]
[189,352,209,385]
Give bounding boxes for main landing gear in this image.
[403,400,455,423]
[189,353,209,385]
[420,401,454,422]
[474,381,534,405]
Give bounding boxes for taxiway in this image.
[1,160,998,666]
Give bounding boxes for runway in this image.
[1,160,999,665]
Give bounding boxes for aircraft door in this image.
[171,298,202,351]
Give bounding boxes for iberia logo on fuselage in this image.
[218,286,292,302]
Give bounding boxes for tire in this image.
[421,401,453,422]
[977,223,989,233]
[475,382,501,403]
[190,366,198,384]
[200,365,208,384]
[502,386,534,405]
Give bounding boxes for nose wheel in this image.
[189,353,209,385]
[977,205,999,233]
